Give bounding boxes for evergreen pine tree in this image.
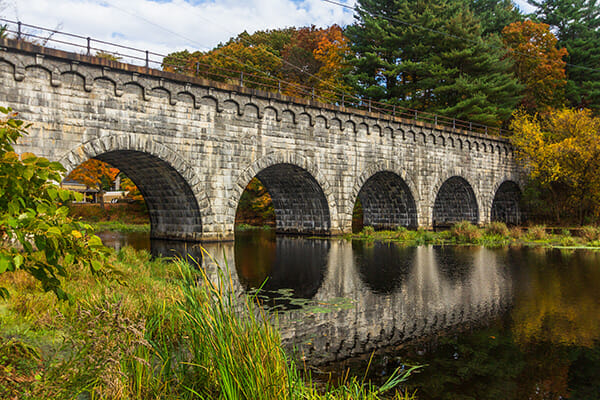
[530,0,600,111]
[470,0,523,36]
[346,0,523,127]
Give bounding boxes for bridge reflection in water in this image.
[127,232,511,365]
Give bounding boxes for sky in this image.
[3,0,536,64]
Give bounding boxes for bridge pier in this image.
[0,38,522,242]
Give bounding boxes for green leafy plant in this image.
[0,107,111,299]
[451,221,482,243]
[527,225,547,240]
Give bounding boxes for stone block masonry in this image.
[0,38,522,241]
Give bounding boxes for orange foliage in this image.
[67,159,119,191]
[313,25,352,101]
[163,25,350,102]
[502,21,568,112]
[120,176,143,202]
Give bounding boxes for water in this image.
[98,230,600,398]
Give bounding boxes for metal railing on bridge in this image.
[0,18,509,137]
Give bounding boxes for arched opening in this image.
[64,150,202,241]
[236,163,330,235]
[353,171,418,232]
[433,176,478,227]
[491,181,522,225]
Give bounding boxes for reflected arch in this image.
[491,181,522,225]
[60,136,205,241]
[433,176,479,226]
[356,171,418,229]
[234,231,329,303]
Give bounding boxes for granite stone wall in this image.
[0,38,522,241]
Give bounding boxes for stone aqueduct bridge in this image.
[0,39,522,241]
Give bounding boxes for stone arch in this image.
[25,63,61,87]
[0,54,25,81]
[355,172,418,230]
[263,106,280,121]
[432,176,479,226]
[350,164,419,230]
[232,153,338,235]
[60,68,93,91]
[491,180,522,225]
[60,134,208,241]
[330,117,342,130]
[124,81,149,100]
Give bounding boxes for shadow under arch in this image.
[85,150,202,241]
[356,171,418,230]
[60,136,206,241]
[491,181,522,225]
[239,163,331,235]
[433,176,479,227]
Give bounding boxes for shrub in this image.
[527,225,547,240]
[510,227,524,239]
[485,221,510,236]
[362,226,375,236]
[451,221,482,243]
[580,225,600,242]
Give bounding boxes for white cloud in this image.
[513,0,536,15]
[3,0,538,65]
[4,0,356,62]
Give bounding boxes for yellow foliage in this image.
[510,108,600,222]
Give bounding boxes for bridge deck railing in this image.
[0,18,509,138]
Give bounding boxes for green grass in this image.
[0,247,417,399]
[90,220,151,233]
[348,222,600,249]
[235,223,275,231]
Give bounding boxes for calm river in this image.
[99,229,600,399]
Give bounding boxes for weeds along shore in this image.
[348,222,600,249]
[0,247,416,399]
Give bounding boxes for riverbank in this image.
[0,247,416,399]
[68,203,151,233]
[347,222,600,248]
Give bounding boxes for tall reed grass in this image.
[0,247,417,399]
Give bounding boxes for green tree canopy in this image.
[529,0,600,111]
[470,0,524,35]
[345,0,523,127]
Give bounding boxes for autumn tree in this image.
[0,107,110,299]
[235,177,274,226]
[529,0,600,111]
[345,0,523,127]
[502,20,568,113]
[120,175,143,203]
[67,159,119,207]
[510,108,600,224]
[162,26,350,102]
[163,29,289,89]
[279,25,351,100]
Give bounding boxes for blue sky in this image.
[5,0,536,62]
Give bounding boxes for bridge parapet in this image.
[0,38,522,241]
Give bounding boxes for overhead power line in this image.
[321,0,600,74]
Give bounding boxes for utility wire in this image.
[180,3,359,100]
[321,0,600,74]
